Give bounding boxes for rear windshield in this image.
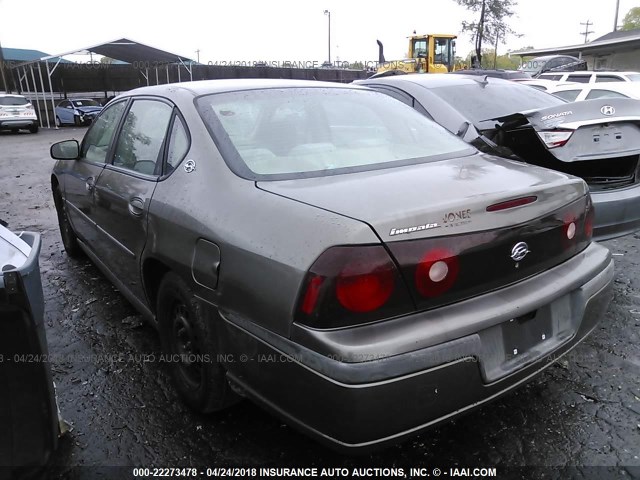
[627,74,640,82]
[428,82,567,129]
[196,87,475,180]
[0,96,29,106]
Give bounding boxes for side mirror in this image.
[50,140,80,160]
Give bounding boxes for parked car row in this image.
[0,94,105,134]
[47,75,634,451]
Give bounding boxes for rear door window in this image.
[112,99,173,175]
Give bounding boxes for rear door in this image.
[91,97,174,302]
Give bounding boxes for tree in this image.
[456,0,520,67]
[621,7,640,31]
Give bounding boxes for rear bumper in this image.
[592,182,640,241]
[0,118,37,129]
[220,242,613,451]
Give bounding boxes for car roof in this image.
[122,78,363,98]
[452,69,531,79]
[0,93,27,98]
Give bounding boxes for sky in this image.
[0,0,637,65]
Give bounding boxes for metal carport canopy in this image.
[13,38,196,129]
[38,37,195,64]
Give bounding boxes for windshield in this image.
[197,87,475,180]
[428,82,567,129]
[72,100,101,107]
[0,96,29,106]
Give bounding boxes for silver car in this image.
[358,74,640,241]
[49,79,613,451]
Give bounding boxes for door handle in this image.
[128,197,145,217]
[85,177,95,192]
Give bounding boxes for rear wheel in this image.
[55,116,62,128]
[53,188,82,257]
[157,272,236,413]
[29,124,38,134]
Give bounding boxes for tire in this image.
[157,272,236,413]
[55,116,62,128]
[29,124,38,134]
[53,188,82,258]
[74,115,82,126]
[10,128,18,133]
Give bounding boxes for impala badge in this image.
[600,105,615,116]
[511,242,530,262]
[184,159,196,173]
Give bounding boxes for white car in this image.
[537,71,640,83]
[0,94,38,133]
[548,82,640,102]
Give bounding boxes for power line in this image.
[580,19,594,43]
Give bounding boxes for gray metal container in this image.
[0,227,59,473]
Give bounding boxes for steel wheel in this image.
[157,272,238,412]
[169,301,203,389]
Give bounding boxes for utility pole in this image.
[323,10,331,64]
[613,0,620,31]
[580,20,594,43]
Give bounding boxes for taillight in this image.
[415,248,459,297]
[537,129,574,149]
[336,262,394,312]
[296,245,413,329]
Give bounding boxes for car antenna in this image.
[472,75,489,87]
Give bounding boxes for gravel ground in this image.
[1,128,639,480]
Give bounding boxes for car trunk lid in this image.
[257,152,587,241]
[490,97,640,162]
